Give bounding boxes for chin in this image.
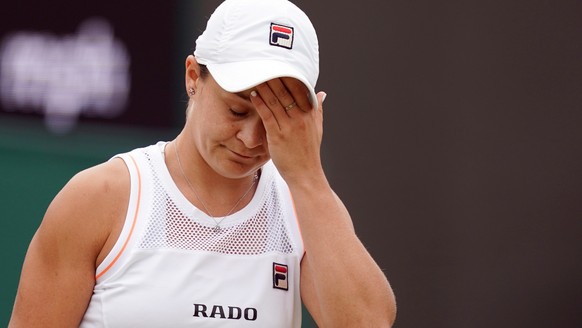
[217,160,265,180]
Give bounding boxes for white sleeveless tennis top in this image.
[80,142,305,328]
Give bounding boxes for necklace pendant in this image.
[213,226,222,233]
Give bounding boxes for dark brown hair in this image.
[199,64,209,79]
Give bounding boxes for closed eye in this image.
[230,108,248,117]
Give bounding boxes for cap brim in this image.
[206,60,318,108]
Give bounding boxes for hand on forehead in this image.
[255,77,312,111]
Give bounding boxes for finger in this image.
[266,78,297,114]
[318,91,327,112]
[255,81,290,123]
[281,77,312,112]
[250,90,281,131]
[316,91,326,129]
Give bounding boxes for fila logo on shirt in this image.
[273,262,289,290]
[270,23,294,49]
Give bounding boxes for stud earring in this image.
[188,88,195,96]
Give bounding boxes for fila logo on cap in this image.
[273,262,289,290]
[270,23,294,49]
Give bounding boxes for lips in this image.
[229,149,257,159]
[222,143,265,161]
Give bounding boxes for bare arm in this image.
[295,178,396,327]
[9,159,128,328]
[252,79,396,327]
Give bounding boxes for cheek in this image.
[191,96,240,141]
[200,114,239,142]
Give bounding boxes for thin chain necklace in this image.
[173,141,258,233]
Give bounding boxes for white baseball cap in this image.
[194,0,319,106]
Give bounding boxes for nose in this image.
[236,117,265,149]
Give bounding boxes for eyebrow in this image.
[235,90,252,100]
[228,91,255,110]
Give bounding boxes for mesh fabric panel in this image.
[137,152,295,255]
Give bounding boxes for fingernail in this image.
[321,92,327,103]
[250,90,257,97]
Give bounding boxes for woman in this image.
[9,0,396,326]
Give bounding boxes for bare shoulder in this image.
[45,158,129,232]
[9,158,130,327]
[25,157,131,272]
[67,157,130,208]
[42,157,130,261]
[68,157,129,199]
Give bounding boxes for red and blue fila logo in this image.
[273,262,289,290]
[270,23,294,49]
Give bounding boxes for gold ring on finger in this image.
[284,102,297,111]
